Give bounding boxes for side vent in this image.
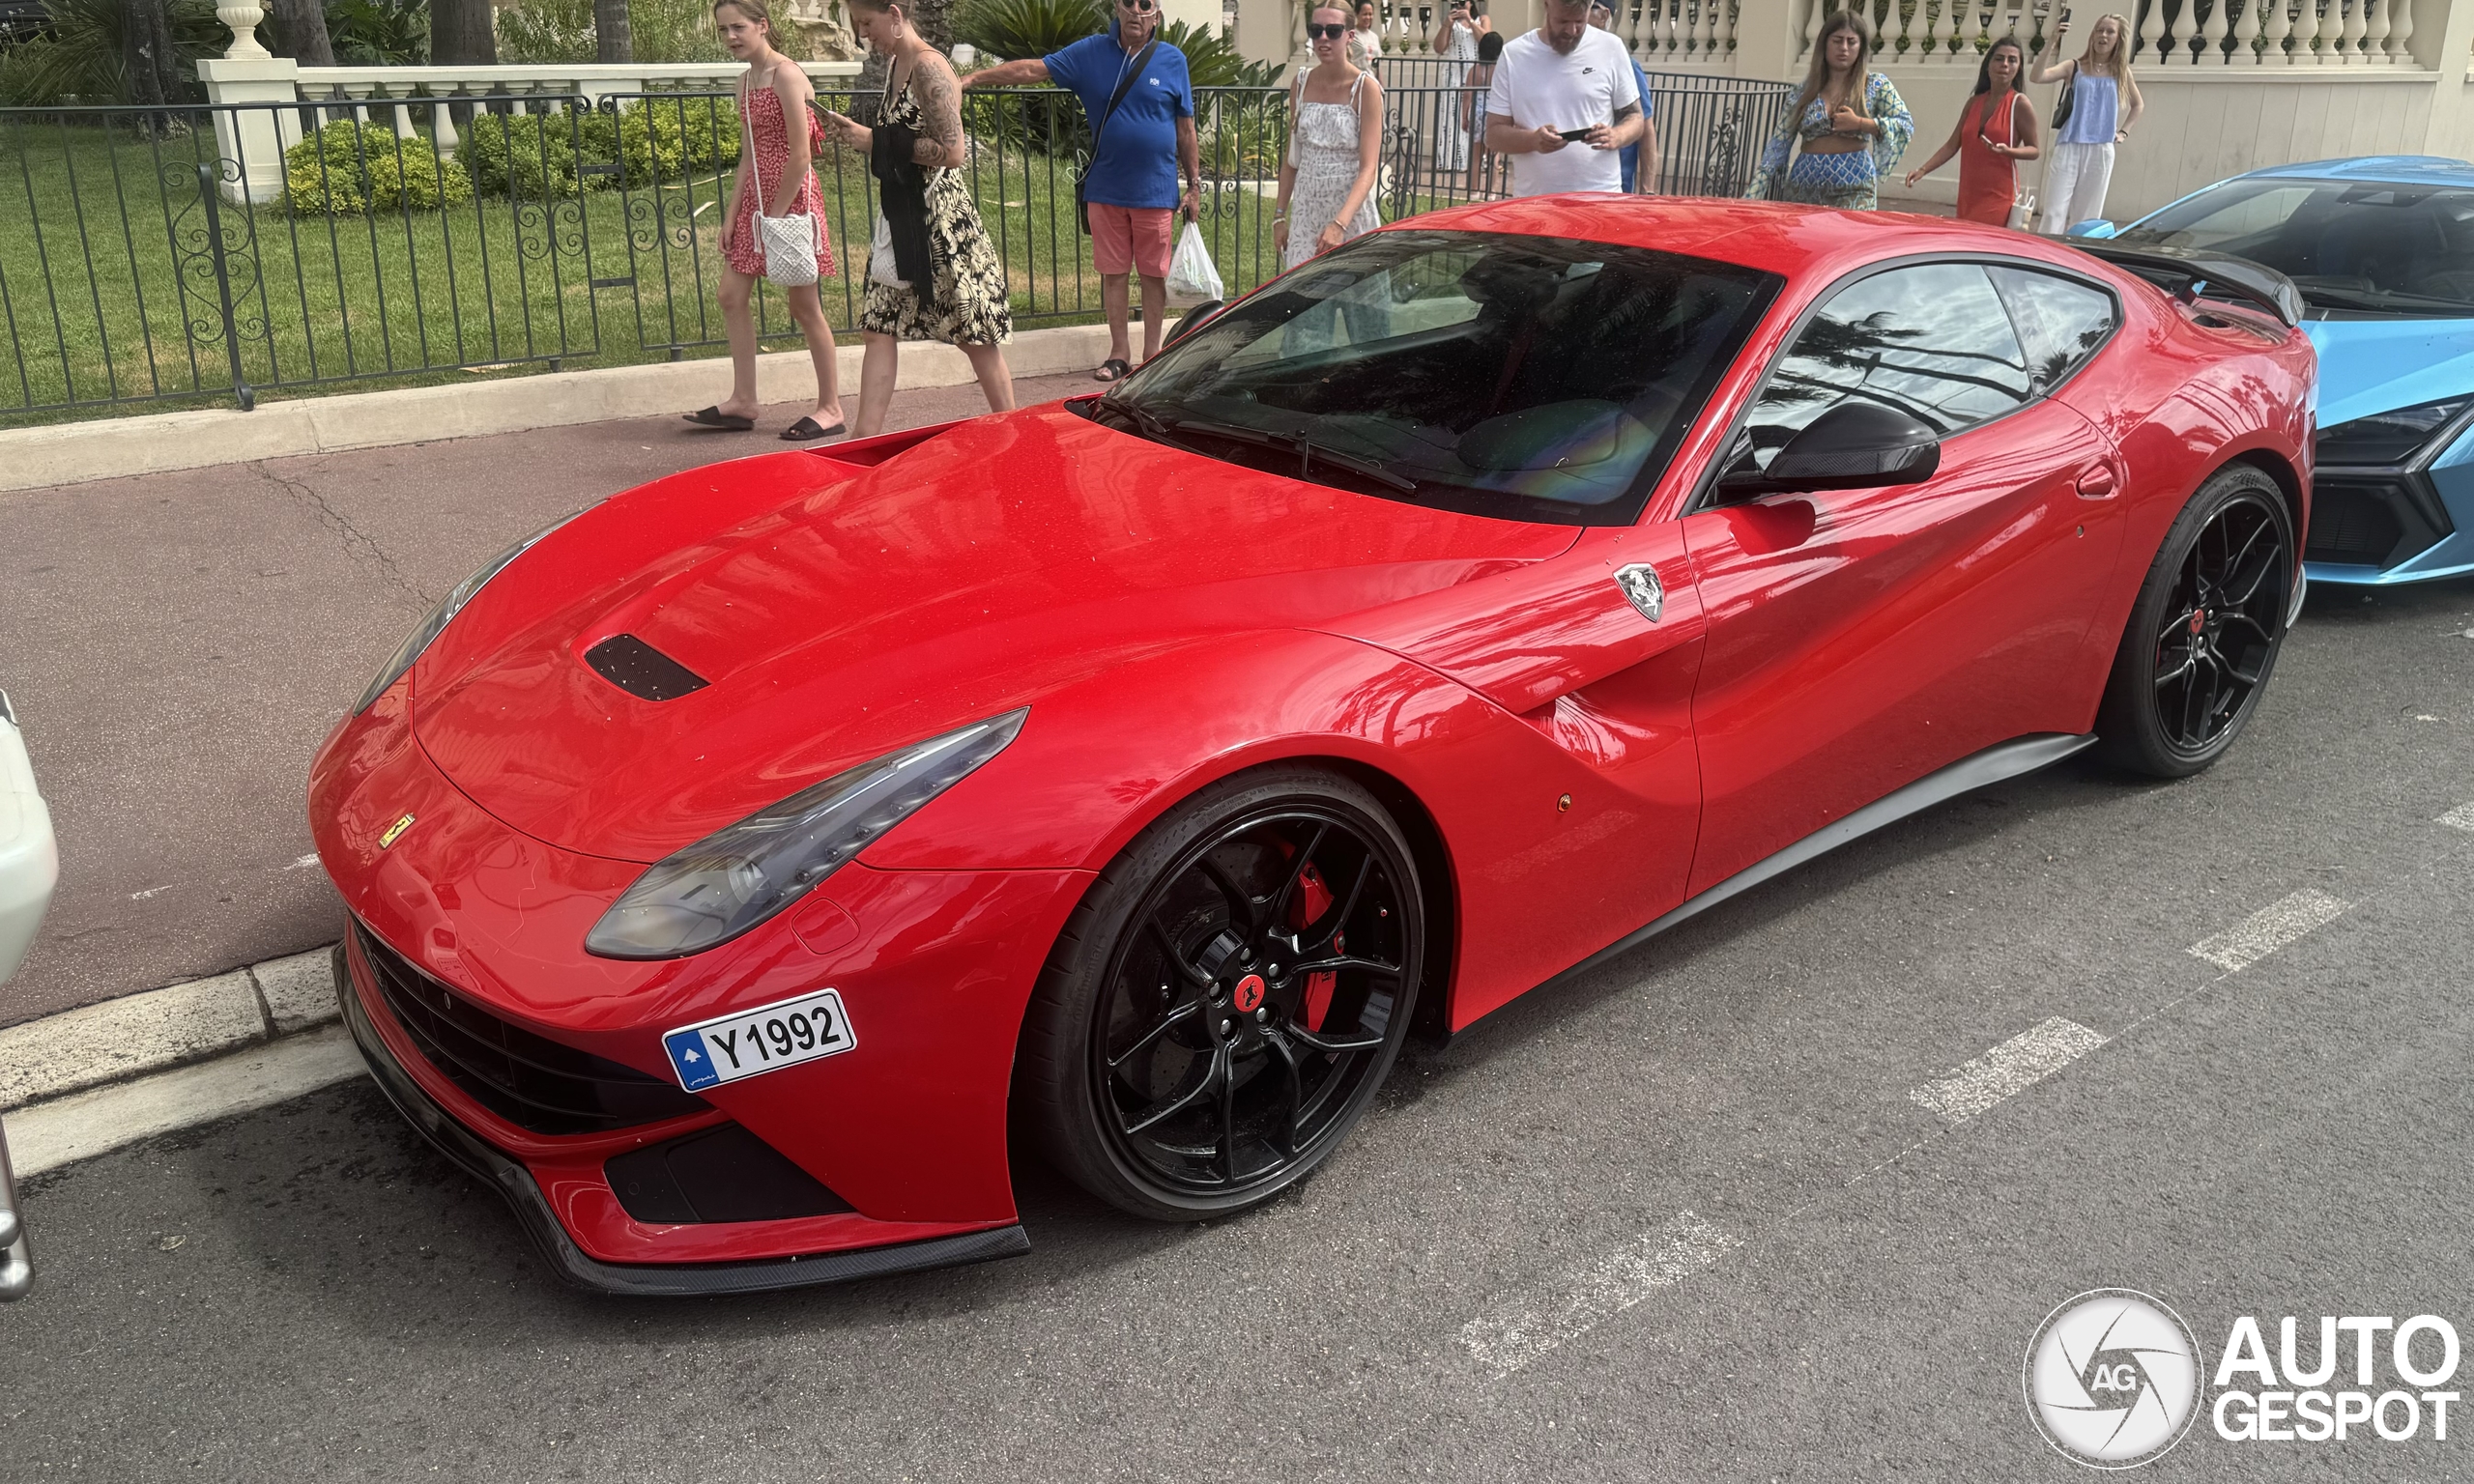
[585,634,710,701]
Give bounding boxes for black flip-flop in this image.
[780,415,847,442]
[1093,357,1133,383]
[682,406,756,431]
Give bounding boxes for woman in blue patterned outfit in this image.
[1747,10,1912,212]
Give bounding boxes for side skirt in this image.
[1552,732,2099,987]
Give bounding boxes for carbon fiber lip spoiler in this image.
[2060,239,2306,329]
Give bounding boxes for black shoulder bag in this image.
[2050,62,2078,134]
[1078,39,1160,235]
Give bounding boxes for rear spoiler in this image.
[2058,240,2305,329]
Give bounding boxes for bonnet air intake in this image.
[585,634,711,701]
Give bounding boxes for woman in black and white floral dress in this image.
[820,0,1015,436]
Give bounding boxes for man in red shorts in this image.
[965,0,1200,380]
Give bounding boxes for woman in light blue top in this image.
[2031,11,2143,234]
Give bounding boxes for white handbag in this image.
[739,75,820,288]
[869,213,908,289]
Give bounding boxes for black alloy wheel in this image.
[1018,768,1424,1220]
[2097,464,2296,777]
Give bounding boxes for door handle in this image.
[2075,465,2118,499]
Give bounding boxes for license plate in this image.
[661,988,855,1092]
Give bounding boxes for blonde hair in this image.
[2078,12,2134,81]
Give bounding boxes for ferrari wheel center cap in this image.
[1231,974,1266,1013]
[2189,607,2206,635]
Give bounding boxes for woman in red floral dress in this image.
[684,0,846,441]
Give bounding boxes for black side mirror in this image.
[1162,300,1224,351]
[1718,401,1942,498]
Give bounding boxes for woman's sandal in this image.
[780,415,848,442]
[682,407,756,431]
[1093,357,1133,383]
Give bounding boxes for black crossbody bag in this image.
[2051,63,2078,134]
[1078,39,1159,235]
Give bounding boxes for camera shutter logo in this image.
[2024,1289,2202,1469]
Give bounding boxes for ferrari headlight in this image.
[584,708,1028,959]
[353,512,582,714]
[2315,396,2473,468]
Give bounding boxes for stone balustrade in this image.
[195,0,860,202]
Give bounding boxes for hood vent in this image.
[585,634,710,701]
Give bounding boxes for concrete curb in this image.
[0,321,1129,494]
[5,1026,365,1178]
[0,945,342,1113]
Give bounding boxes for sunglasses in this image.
[1307,22,1348,39]
[1116,0,1156,10]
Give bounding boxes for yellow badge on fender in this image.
[379,813,416,849]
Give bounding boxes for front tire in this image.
[2095,464,2295,778]
[1018,767,1424,1221]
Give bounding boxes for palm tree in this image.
[595,0,633,62]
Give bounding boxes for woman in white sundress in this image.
[1430,0,1485,174]
[1277,5,1385,273]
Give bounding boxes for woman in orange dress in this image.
[1904,35,2040,227]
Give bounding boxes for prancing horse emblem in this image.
[379,813,417,849]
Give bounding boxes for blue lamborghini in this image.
[2079,157,2474,585]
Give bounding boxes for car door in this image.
[1680,259,2127,896]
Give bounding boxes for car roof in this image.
[2219,155,2474,189]
[1388,195,2111,285]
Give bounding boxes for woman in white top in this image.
[1348,0,1383,70]
[2031,12,2143,235]
[1431,0,1486,171]
[1277,5,1384,272]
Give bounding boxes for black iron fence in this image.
[0,71,1791,421]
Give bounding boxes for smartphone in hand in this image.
[1558,127,1594,142]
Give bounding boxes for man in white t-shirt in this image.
[1482,0,1644,198]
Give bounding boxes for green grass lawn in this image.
[0,93,1298,427]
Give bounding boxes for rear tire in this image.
[2095,464,2295,778]
[1017,767,1424,1222]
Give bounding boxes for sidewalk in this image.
[0,367,1097,1030]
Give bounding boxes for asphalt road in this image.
[4,576,2470,1481]
[0,372,1092,1027]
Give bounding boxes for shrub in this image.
[460,99,741,200]
[283,119,475,214]
[499,0,731,65]
[461,111,595,200]
[0,0,223,106]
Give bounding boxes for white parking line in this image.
[2187,888,2352,972]
[1908,1017,2109,1125]
[1458,1212,1740,1378]
[2438,803,2474,833]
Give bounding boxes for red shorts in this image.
[1088,202,1175,279]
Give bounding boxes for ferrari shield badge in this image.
[379,813,417,849]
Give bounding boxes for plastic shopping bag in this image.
[1165,220,1224,306]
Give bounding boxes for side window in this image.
[1742,263,2033,467]
[1990,267,2116,388]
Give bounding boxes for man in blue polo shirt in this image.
[964,0,1201,381]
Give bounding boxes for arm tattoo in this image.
[914,59,966,168]
[1613,101,1641,123]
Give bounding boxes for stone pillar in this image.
[196,8,303,209]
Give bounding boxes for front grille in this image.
[2306,483,2407,565]
[355,925,705,1135]
[605,1123,853,1224]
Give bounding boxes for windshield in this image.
[1095,229,1778,525]
[2115,178,2474,317]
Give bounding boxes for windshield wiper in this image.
[1093,395,1203,455]
[1154,416,1422,495]
[2291,281,2474,315]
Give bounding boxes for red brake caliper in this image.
[1293,864,1338,1032]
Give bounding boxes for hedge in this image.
[283,120,475,215]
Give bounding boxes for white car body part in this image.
[0,690,58,985]
[0,687,57,1300]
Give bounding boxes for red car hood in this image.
[412,406,1576,863]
